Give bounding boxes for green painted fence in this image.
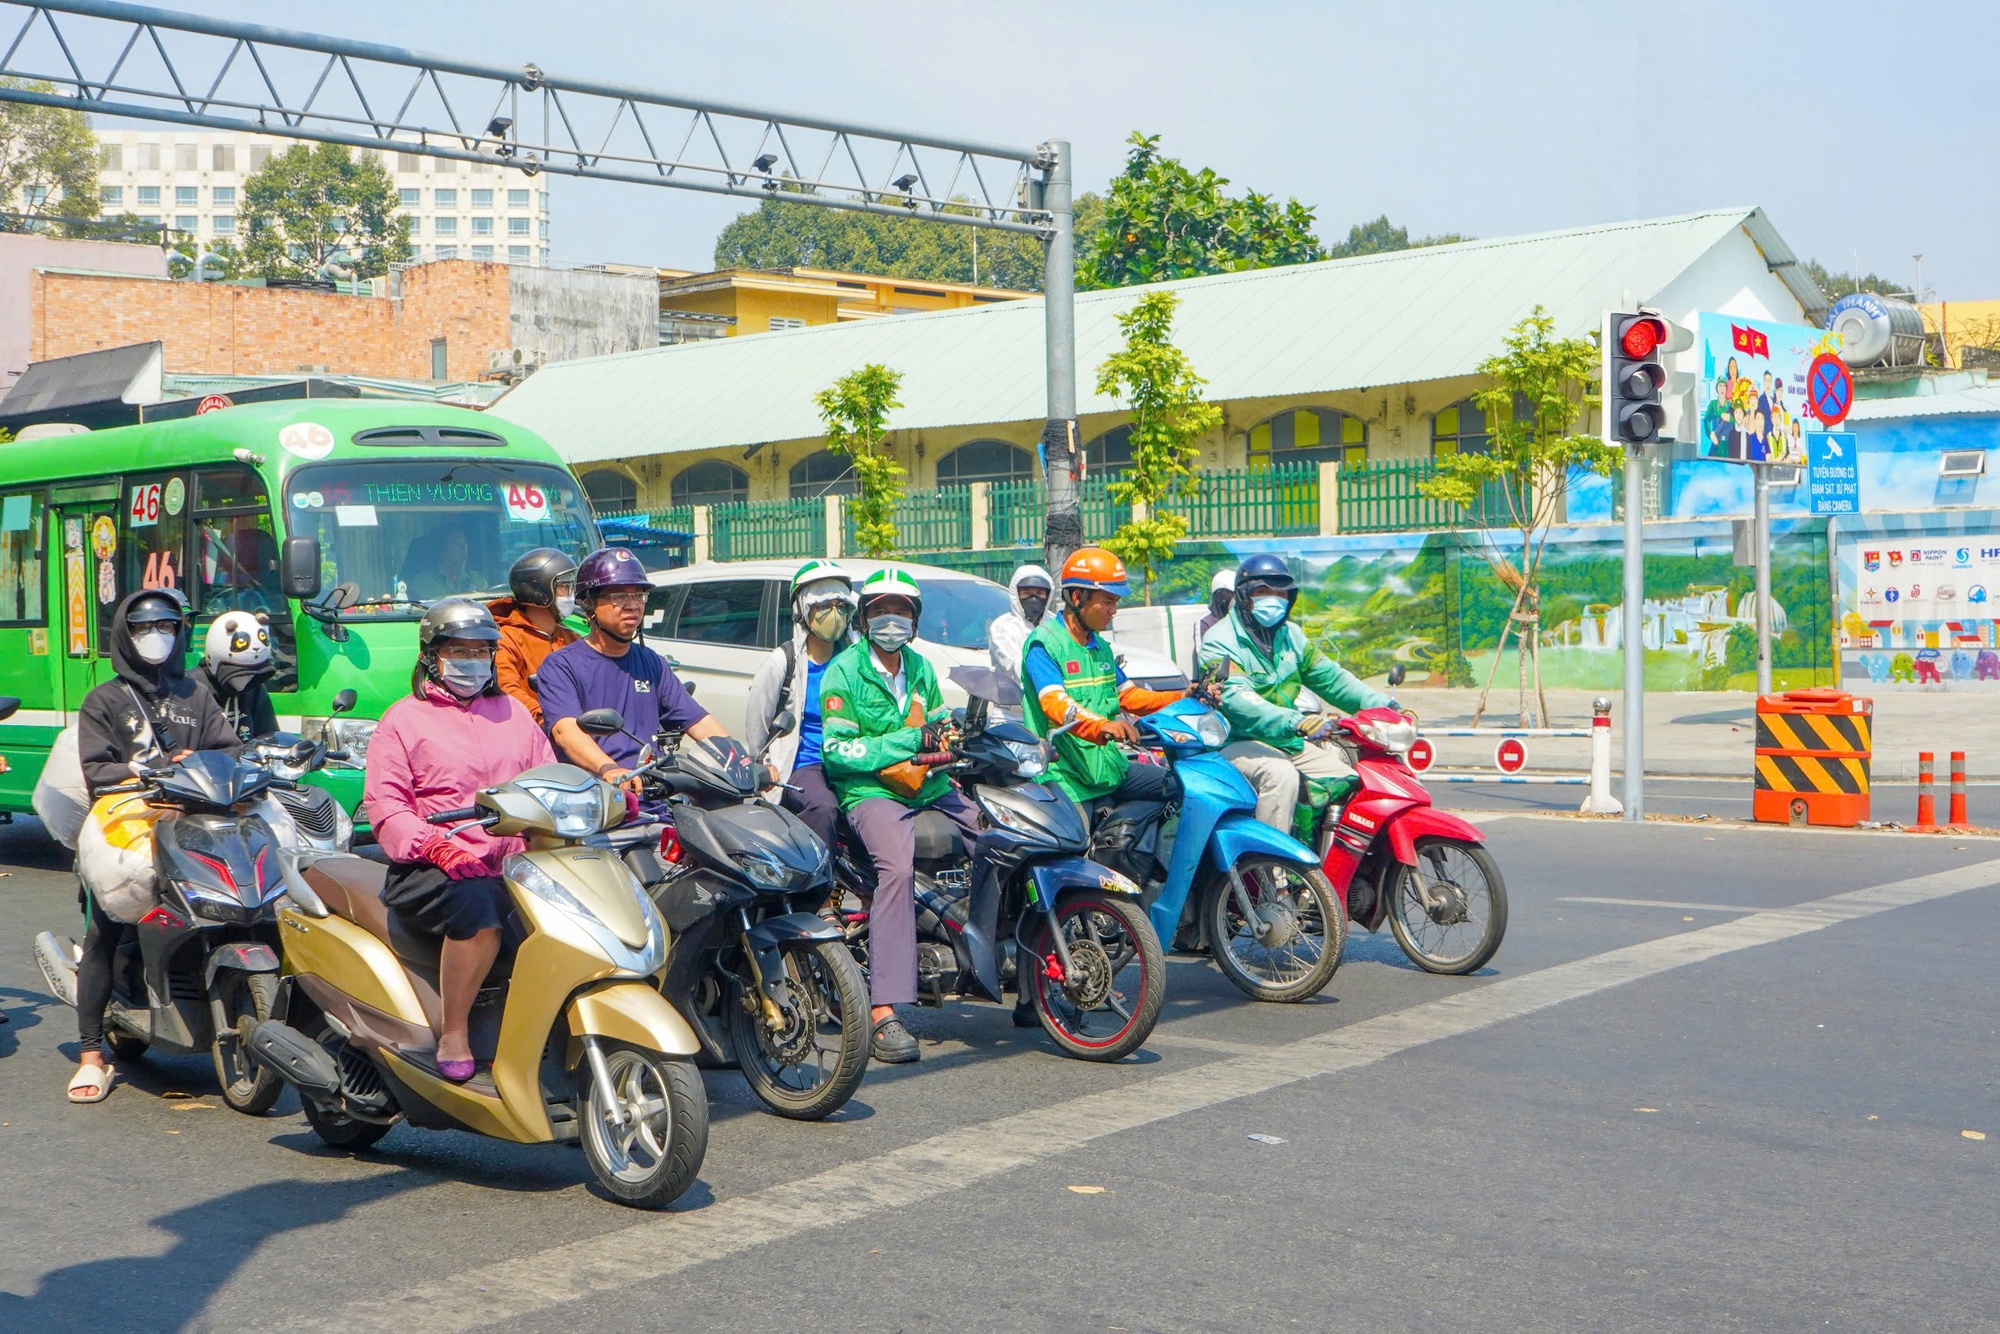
[986,476,1132,548]
[843,487,971,554]
[709,497,827,561]
[1159,462,1319,538]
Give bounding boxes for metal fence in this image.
[987,476,1132,547]
[1160,462,1320,538]
[843,487,971,554]
[710,497,827,561]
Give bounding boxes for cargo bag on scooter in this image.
[32,726,92,849]
[76,791,164,923]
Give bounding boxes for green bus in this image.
[0,399,599,820]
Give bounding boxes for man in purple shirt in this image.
[539,548,724,785]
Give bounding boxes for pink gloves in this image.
[418,832,490,881]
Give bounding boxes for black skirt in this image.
[383,861,514,942]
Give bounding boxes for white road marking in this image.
[283,857,2000,1334]
[1558,895,1760,913]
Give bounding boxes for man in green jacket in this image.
[1196,553,1389,835]
[820,567,979,1065]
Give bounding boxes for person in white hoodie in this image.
[987,564,1053,678]
[745,559,859,852]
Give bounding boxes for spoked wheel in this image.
[1205,856,1344,1002]
[726,939,870,1121]
[1027,893,1164,1062]
[210,971,284,1115]
[1388,838,1508,975]
[580,1044,708,1209]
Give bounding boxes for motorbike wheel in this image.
[211,971,285,1115]
[1388,838,1508,975]
[726,939,869,1121]
[1205,856,1344,1003]
[580,1044,708,1210]
[105,1031,149,1063]
[1027,893,1164,1062]
[303,1097,394,1151]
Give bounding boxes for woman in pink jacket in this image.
[363,599,555,1082]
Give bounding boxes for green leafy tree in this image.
[1803,258,1898,301]
[166,234,248,280]
[1078,133,1323,290]
[1325,213,1473,259]
[815,364,906,557]
[1417,306,1618,725]
[240,143,410,280]
[1095,290,1221,602]
[0,78,99,232]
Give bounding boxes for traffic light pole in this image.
[1753,465,1774,696]
[1621,442,1646,821]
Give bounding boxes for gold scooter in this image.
[249,755,707,1209]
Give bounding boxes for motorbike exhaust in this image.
[246,1019,343,1101]
[33,931,78,1009]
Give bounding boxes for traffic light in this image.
[1605,310,1692,445]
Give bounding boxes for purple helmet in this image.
[574,546,650,601]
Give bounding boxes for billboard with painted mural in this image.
[1837,512,2000,687]
[1696,313,1845,466]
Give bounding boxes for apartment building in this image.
[93,130,552,264]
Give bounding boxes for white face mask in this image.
[132,628,178,665]
[438,658,493,698]
[555,595,577,619]
[867,614,914,653]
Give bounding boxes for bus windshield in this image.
[285,459,597,617]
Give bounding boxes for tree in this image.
[1095,290,1221,602]
[166,234,248,280]
[0,78,99,231]
[1325,213,1473,259]
[240,143,410,280]
[1077,133,1323,290]
[814,364,906,557]
[1417,307,1619,726]
[1803,258,1901,301]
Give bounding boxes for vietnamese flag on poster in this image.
[1731,324,1771,358]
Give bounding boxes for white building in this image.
[93,130,551,265]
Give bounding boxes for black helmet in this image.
[125,588,190,625]
[418,598,501,653]
[509,547,577,608]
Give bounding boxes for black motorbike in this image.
[832,667,1165,1063]
[578,707,870,1121]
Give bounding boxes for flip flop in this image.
[67,1063,114,1104]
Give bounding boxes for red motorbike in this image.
[1311,668,1508,975]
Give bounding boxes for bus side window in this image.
[0,491,46,624]
[120,473,190,603]
[193,467,279,616]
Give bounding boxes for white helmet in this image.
[204,610,271,672]
[1210,568,1236,594]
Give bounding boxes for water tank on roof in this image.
[1826,292,1927,367]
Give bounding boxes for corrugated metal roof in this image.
[1845,386,2000,421]
[491,208,1769,464]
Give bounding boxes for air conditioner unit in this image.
[1939,450,1986,478]
[487,346,538,373]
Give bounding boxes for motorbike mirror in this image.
[578,707,626,736]
[0,695,18,722]
[1387,663,1406,687]
[330,688,358,715]
[769,709,796,739]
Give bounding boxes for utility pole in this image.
[1753,463,1773,696]
[1038,139,1083,575]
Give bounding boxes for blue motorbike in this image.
[1086,671,1345,1003]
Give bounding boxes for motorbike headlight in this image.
[504,853,666,976]
[979,790,1044,835]
[731,850,793,889]
[1005,740,1049,778]
[307,715,377,762]
[1192,711,1231,748]
[517,780,611,838]
[1357,719,1417,754]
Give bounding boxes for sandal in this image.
[67,1063,114,1104]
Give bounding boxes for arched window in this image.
[1082,424,1132,475]
[1246,407,1367,471]
[669,459,749,508]
[935,438,1036,488]
[581,467,638,514]
[1432,398,1491,458]
[788,450,857,499]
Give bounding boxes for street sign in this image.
[1494,737,1528,774]
[1805,432,1861,515]
[1808,353,1852,427]
[1406,737,1435,773]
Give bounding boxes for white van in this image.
[642,558,1183,735]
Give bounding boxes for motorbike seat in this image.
[301,855,513,982]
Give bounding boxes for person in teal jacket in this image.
[1195,553,1388,836]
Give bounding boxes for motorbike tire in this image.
[303,1097,393,1152]
[580,1044,708,1210]
[1204,856,1344,1003]
[1027,893,1164,1063]
[726,939,869,1121]
[212,971,284,1115]
[1387,838,1508,975]
[105,1031,149,1063]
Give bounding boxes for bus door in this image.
[50,499,118,719]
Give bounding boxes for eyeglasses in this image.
[436,643,494,661]
[594,591,646,610]
[554,580,576,598]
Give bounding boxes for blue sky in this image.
[41,0,2000,297]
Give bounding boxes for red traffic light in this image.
[1618,315,1667,359]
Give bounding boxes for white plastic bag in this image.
[77,792,163,924]
[32,726,91,850]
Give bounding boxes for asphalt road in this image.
[1436,775,2000,824]
[2,814,1996,1332]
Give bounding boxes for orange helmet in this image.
[1059,547,1130,598]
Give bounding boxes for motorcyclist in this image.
[364,599,557,1082]
[198,610,279,744]
[987,564,1053,678]
[745,559,859,851]
[487,547,580,725]
[1195,567,1235,645]
[819,567,979,1065]
[1196,553,1389,835]
[69,589,239,1104]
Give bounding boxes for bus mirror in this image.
[330,688,357,715]
[281,536,322,600]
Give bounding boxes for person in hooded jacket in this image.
[1195,568,1235,646]
[745,559,858,853]
[487,547,580,725]
[68,588,240,1103]
[987,564,1053,679]
[1196,553,1388,834]
[199,610,280,744]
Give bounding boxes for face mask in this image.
[1210,591,1232,617]
[867,614,914,653]
[438,658,493,698]
[1251,596,1290,629]
[1018,591,1050,624]
[555,595,577,619]
[132,628,177,665]
[807,604,852,641]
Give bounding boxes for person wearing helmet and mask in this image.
[1195,567,1235,645]
[746,559,858,851]
[68,589,239,1103]
[364,599,557,1082]
[1196,553,1388,834]
[987,564,1053,679]
[487,547,581,725]
[819,567,980,1065]
[538,547,723,790]
[199,610,279,744]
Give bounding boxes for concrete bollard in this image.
[1915,752,1937,831]
[1949,751,1969,829]
[1578,696,1624,815]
